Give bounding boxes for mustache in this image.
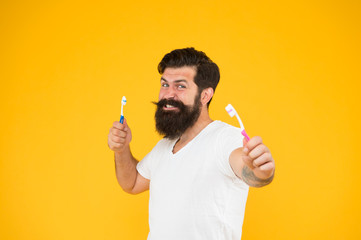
[152,99,186,109]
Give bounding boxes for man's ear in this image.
[201,87,214,106]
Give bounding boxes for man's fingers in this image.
[108,119,131,152]
[248,144,269,159]
[111,135,124,143]
[243,136,263,154]
[111,128,127,137]
[259,161,275,172]
[108,136,125,151]
[253,152,272,167]
[112,142,121,149]
[113,121,125,130]
[110,128,121,137]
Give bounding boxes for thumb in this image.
[241,137,254,169]
[243,137,248,148]
[123,118,129,131]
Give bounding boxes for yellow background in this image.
[1,0,360,239]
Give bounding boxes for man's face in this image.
[154,66,202,139]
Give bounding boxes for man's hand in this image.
[108,119,132,153]
[230,136,275,187]
[242,136,275,180]
[108,119,149,194]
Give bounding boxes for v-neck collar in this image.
[170,120,218,156]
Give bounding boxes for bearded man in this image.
[108,48,275,240]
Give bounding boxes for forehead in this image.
[161,66,196,82]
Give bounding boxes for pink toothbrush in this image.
[225,104,250,141]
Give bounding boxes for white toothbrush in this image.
[225,104,250,141]
[120,96,127,124]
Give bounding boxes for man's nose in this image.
[163,87,176,99]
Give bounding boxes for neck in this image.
[178,107,213,144]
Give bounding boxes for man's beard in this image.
[153,93,201,140]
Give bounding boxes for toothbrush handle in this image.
[241,129,250,141]
[120,115,124,124]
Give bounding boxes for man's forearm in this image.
[114,146,139,193]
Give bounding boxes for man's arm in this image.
[229,136,275,187]
[108,120,150,194]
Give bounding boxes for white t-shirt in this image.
[137,120,249,240]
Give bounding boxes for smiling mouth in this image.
[163,104,179,111]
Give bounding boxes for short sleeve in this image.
[216,126,244,178]
[136,139,166,180]
[136,151,152,180]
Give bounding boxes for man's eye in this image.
[161,83,169,87]
[177,85,186,89]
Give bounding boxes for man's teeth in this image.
[166,104,175,108]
